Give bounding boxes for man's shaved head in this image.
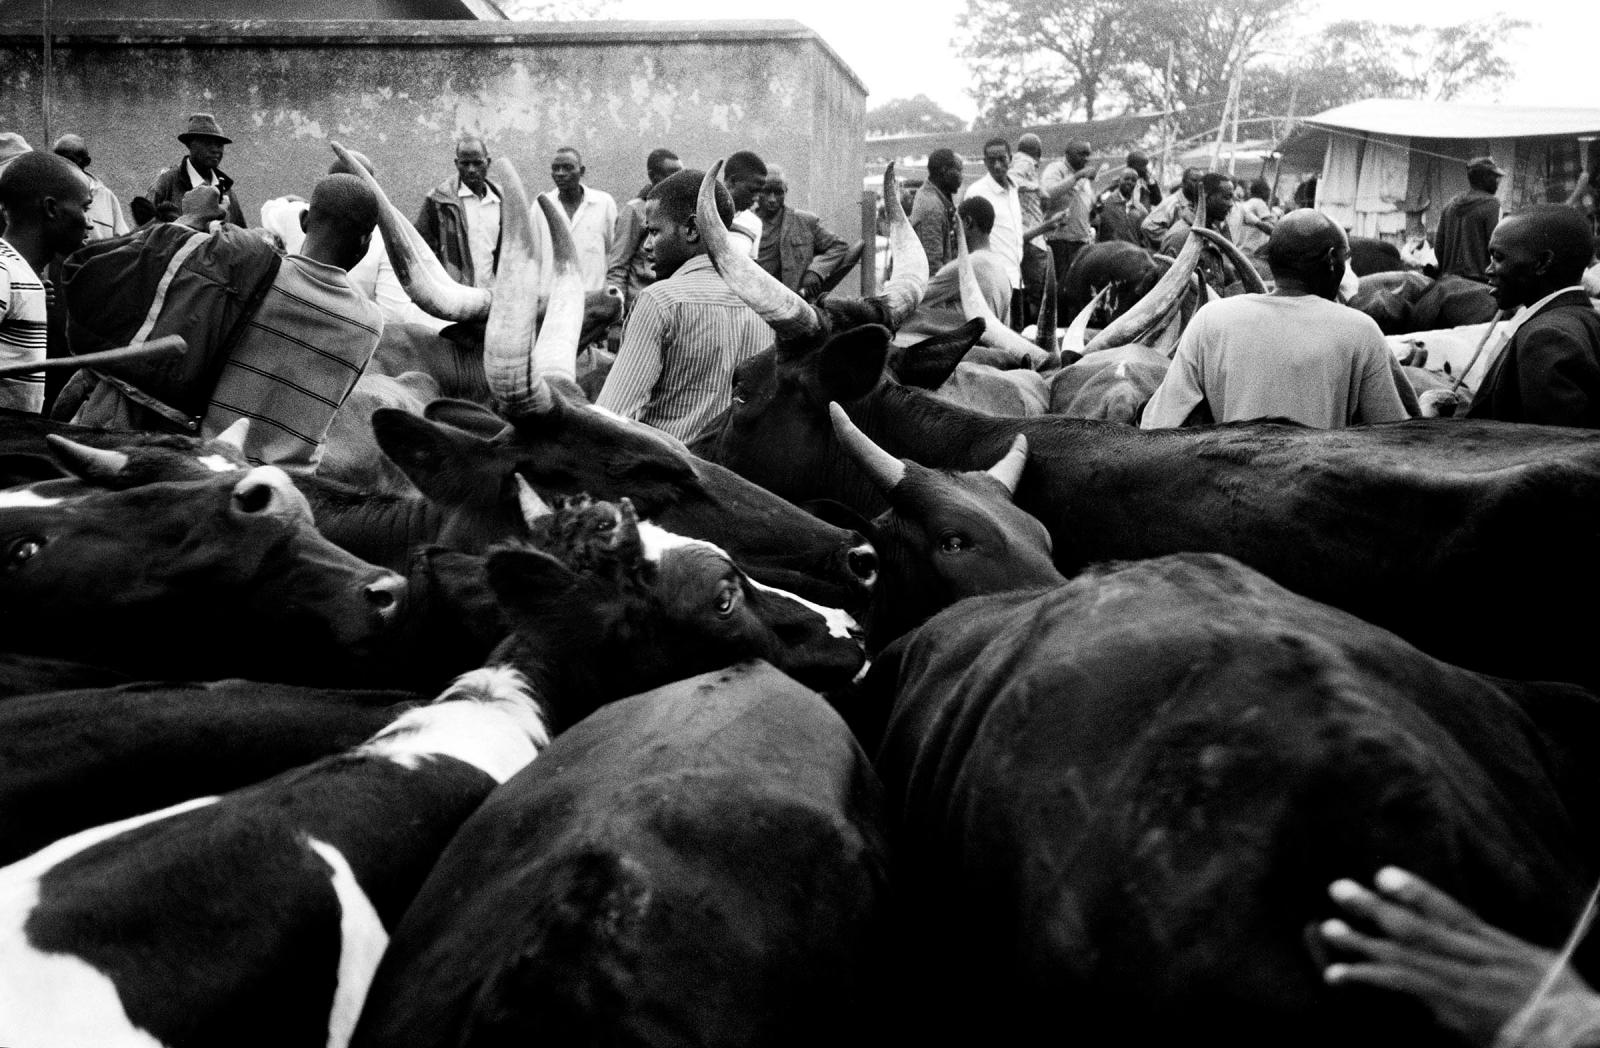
[1497,204,1594,280]
[1016,133,1043,160]
[0,151,89,214]
[51,134,90,170]
[307,173,379,241]
[1266,209,1348,296]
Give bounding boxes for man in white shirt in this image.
[724,150,768,260]
[415,136,501,289]
[539,146,617,296]
[962,137,1063,329]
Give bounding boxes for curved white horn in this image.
[514,474,555,530]
[1191,225,1267,294]
[212,417,250,453]
[1084,230,1204,354]
[1062,285,1111,358]
[828,401,905,495]
[44,434,128,476]
[958,217,1048,366]
[483,157,556,417]
[699,160,822,341]
[1035,249,1058,364]
[879,162,928,327]
[533,194,586,384]
[985,434,1028,495]
[330,141,491,322]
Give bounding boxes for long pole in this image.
[41,0,53,147]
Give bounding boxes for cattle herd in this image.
[0,150,1597,1047]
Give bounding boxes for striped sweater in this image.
[0,238,47,414]
[200,255,382,471]
[595,254,772,442]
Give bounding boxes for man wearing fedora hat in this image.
[1434,155,1504,283]
[146,113,246,229]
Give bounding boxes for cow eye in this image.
[4,536,45,570]
[938,532,971,554]
[714,580,740,618]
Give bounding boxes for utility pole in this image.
[41,0,53,147]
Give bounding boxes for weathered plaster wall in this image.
[0,20,867,246]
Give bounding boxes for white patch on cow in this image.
[305,838,388,1048]
[746,576,860,641]
[197,453,237,474]
[1115,360,1128,379]
[636,520,860,641]
[587,404,694,457]
[0,796,218,1047]
[0,489,65,509]
[360,667,549,783]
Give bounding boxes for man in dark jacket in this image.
[910,148,963,270]
[145,113,247,229]
[1434,156,1503,282]
[751,165,850,300]
[414,136,502,289]
[1467,204,1600,427]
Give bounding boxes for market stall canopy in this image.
[1302,99,1600,139]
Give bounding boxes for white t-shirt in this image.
[731,209,762,259]
[1141,294,1411,429]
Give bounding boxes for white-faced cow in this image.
[349,659,891,1048]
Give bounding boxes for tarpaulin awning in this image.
[1301,99,1600,139]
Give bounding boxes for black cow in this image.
[0,681,416,864]
[862,553,1598,1048]
[0,467,405,685]
[0,666,550,1047]
[1061,240,1165,324]
[1349,235,1406,276]
[693,328,1600,690]
[351,660,891,1048]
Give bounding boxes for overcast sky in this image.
[609,0,1600,122]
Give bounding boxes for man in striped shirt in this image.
[0,152,93,413]
[597,168,773,442]
[200,174,383,469]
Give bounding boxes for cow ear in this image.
[424,399,511,440]
[418,549,507,644]
[373,409,494,504]
[484,546,582,617]
[887,318,984,390]
[817,323,891,403]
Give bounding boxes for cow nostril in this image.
[365,575,406,618]
[847,547,878,586]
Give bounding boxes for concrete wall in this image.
[0,19,867,248]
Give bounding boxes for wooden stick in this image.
[0,335,187,380]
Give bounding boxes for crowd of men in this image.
[1,111,1599,472]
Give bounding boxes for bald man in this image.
[1041,139,1100,309]
[1141,209,1410,429]
[201,173,383,468]
[1466,204,1600,427]
[51,134,128,241]
[0,152,92,413]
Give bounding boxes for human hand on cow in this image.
[177,185,226,231]
[1321,866,1600,1048]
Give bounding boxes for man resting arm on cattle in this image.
[1322,866,1600,1048]
[200,173,383,469]
[1140,209,1411,429]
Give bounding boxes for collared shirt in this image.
[0,238,46,413]
[459,182,502,291]
[184,157,235,221]
[1475,284,1588,377]
[85,172,129,242]
[909,180,958,270]
[539,185,618,294]
[1010,153,1045,249]
[962,174,1023,290]
[1040,159,1095,243]
[596,253,773,441]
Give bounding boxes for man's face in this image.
[1066,144,1091,171]
[728,172,765,212]
[186,136,225,175]
[47,174,95,257]
[1118,171,1139,196]
[983,145,1011,185]
[754,179,786,221]
[644,198,694,279]
[1483,171,1504,195]
[455,143,490,194]
[551,151,583,193]
[1205,180,1234,224]
[1485,219,1547,311]
[932,161,964,197]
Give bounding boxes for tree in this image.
[866,95,967,138]
[954,0,1137,123]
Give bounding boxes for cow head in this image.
[0,467,404,682]
[828,405,1063,648]
[482,490,865,729]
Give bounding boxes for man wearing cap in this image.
[1434,156,1504,283]
[52,134,128,242]
[147,113,246,228]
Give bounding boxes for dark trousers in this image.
[1020,242,1050,329]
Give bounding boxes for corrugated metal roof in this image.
[1302,99,1600,139]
